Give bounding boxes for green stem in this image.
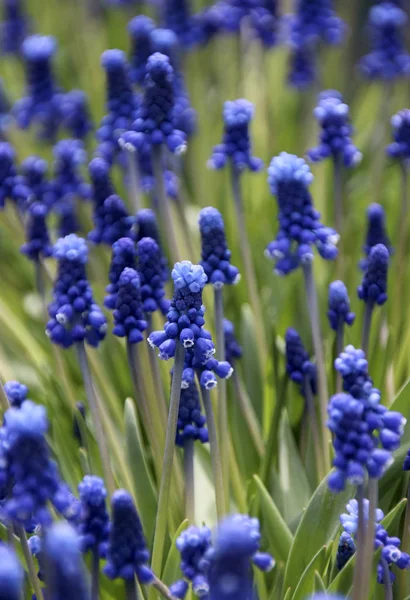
[360,479,378,600]
[147,316,168,430]
[362,303,374,358]
[336,317,344,394]
[201,387,226,520]
[184,438,195,523]
[303,375,324,484]
[91,547,100,600]
[333,157,343,237]
[352,485,365,600]
[150,343,185,591]
[16,524,44,600]
[232,370,264,458]
[153,576,178,600]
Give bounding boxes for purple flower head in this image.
[61,90,93,140]
[404,446,410,470]
[340,498,384,535]
[88,156,117,240]
[47,234,107,348]
[285,328,317,396]
[288,0,345,48]
[135,209,167,266]
[78,475,110,557]
[224,318,242,363]
[128,16,155,86]
[176,382,208,447]
[0,545,24,600]
[327,281,355,331]
[335,345,380,402]
[44,522,90,600]
[287,42,317,89]
[104,489,154,583]
[150,28,181,67]
[13,35,65,140]
[170,525,212,598]
[360,204,392,271]
[4,380,28,408]
[209,99,263,172]
[97,49,139,164]
[182,347,233,390]
[265,152,338,274]
[199,207,240,287]
[0,142,30,209]
[105,237,137,310]
[89,193,132,246]
[0,0,29,55]
[20,201,52,261]
[358,243,389,306]
[308,90,362,167]
[0,77,11,134]
[386,108,410,163]
[360,3,410,81]
[249,0,281,48]
[21,156,55,209]
[336,531,356,570]
[162,0,199,49]
[112,267,148,344]
[137,237,170,315]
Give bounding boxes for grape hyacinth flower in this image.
[360,3,410,81]
[0,545,24,600]
[181,347,233,391]
[0,0,29,55]
[105,237,137,310]
[336,530,356,570]
[360,204,392,271]
[112,267,148,343]
[62,90,93,140]
[4,380,28,408]
[170,525,212,598]
[137,237,170,315]
[287,42,317,89]
[127,16,155,86]
[0,142,30,209]
[288,0,345,48]
[20,202,52,262]
[0,77,11,138]
[176,382,208,448]
[249,0,281,48]
[386,109,410,164]
[13,35,64,140]
[162,0,197,49]
[89,193,133,246]
[136,208,169,281]
[21,155,55,208]
[88,156,115,232]
[328,281,355,392]
[224,318,242,364]
[44,522,91,600]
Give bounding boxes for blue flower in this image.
[182,347,233,390]
[386,108,410,163]
[403,447,410,470]
[21,156,55,208]
[0,142,30,209]
[0,77,11,135]
[112,267,148,343]
[20,201,52,261]
[0,545,24,600]
[336,531,356,570]
[89,193,133,246]
[335,345,381,402]
[170,525,212,598]
[208,99,263,172]
[176,382,208,447]
[104,489,154,583]
[44,522,90,600]
[46,234,107,348]
[13,35,64,140]
[88,157,116,240]
[265,152,338,274]
[285,328,317,396]
[340,499,384,536]
[287,42,317,89]
[0,0,29,55]
[128,16,155,86]
[105,237,137,310]
[288,0,345,48]
[78,475,110,557]
[163,0,199,49]
[199,207,240,287]
[61,90,93,140]
[135,209,168,277]
[360,3,410,81]
[307,90,362,167]
[224,318,242,363]
[137,236,170,315]
[247,0,281,48]
[4,380,28,408]
[327,281,355,331]
[360,204,392,271]
[357,243,389,306]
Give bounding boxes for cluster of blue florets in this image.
[21,155,54,208]
[0,0,29,56]
[287,43,317,89]
[181,347,233,390]
[357,243,389,306]
[199,207,240,287]
[360,204,392,271]
[360,3,410,81]
[327,281,355,331]
[61,90,93,141]
[0,142,30,208]
[4,380,28,407]
[77,475,110,558]
[386,109,410,163]
[224,318,242,363]
[208,99,263,172]
[20,201,52,261]
[89,193,132,246]
[128,16,155,85]
[46,235,107,348]
[104,489,154,583]
[136,208,168,280]
[137,237,170,315]
[285,328,317,397]
[170,525,213,598]
[105,237,137,309]
[112,267,148,344]
[308,90,362,167]
[163,0,198,49]
[176,382,208,447]
[265,152,339,274]
[0,545,23,600]
[288,0,345,49]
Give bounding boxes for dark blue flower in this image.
[327,281,355,331]
[224,318,242,363]
[176,382,208,447]
[77,475,110,557]
[128,16,155,86]
[336,531,356,570]
[360,3,410,81]
[44,522,90,600]
[13,35,64,140]
[181,347,233,391]
[360,204,392,270]
[21,156,55,208]
[104,489,154,583]
[288,0,345,48]
[0,142,30,209]
[0,77,11,136]
[386,108,410,163]
[0,545,24,600]
[137,236,170,315]
[4,380,28,408]
[265,152,338,274]
[335,345,381,402]
[248,0,281,48]
[170,525,212,598]
[287,42,317,89]
[208,99,263,171]
[62,90,93,140]
[285,328,317,396]
[105,237,137,310]
[20,202,52,261]
[46,235,107,348]
[199,207,240,287]
[162,0,198,49]
[404,446,410,470]
[135,208,166,255]
[88,156,116,240]
[307,90,362,167]
[358,243,389,306]
[0,0,29,55]
[112,267,148,343]
[89,193,133,246]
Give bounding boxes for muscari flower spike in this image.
[360,2,410,81]
[77,475,110,558]
[287,42,317,89]
[176,381,208,447]
[162,0,198,49]
[20,201,52,261]
[112,267,148,344]
[209,99,263,172]
[0,0,29,56]
[0,77,11,136]
[137,236,170,315]
[386,108,410,163]
[327,281,355,331]
[44,522,90,600]
[105,237,137,310]
[288,0,345,49]
[199,207,240,287]
[97,49,139,164]
[2,400,71,526]
[0,545,24,600]
[307,90,362,167]
[360,204,392,271]
[88,156,116,237]
[4,380,28,408]
[336,531,356,570]
[357,243,389,306]
[128,15,155,86]
[104,489,154,583]
[90,193,133,246]
[285,328,317,397]
[0,142,30,209]
[170,525,213,599]
[61,90,93,140]
[224,318,242,363]
[21,156,55,208]
[248,0,281,48]
[46,234,107,348]
[265,152,338,275]
[13,35,64,140]
[135,209,168,281]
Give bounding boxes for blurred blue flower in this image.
[137,236,170,315]
[21,156,55,208]
[199,207,240,287]
[327,281,355,331]
[224,318,242,363]
[285,327,317,396]
[0,545,24,600]
[62,90,93,140]
[170,525,212,598]
[105,237,137,310]
[287,42,317,89]
[78,475,110,558]
[358,243,389,306]
[20,201,52,261]
[128,16,155,86]
[4,380,28,408]
[176,382,208,447]
[0,0,29,55]
[386,109,410,163]
[0,142,30,209]
[360,204,392,271]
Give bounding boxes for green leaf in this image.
[389,378,410,443]
[162,520,189,586]
[124,398,157,542]
[282,477,353,596]
[291,546,327,600]
[240,304,264,422]
[253,475,293,563]
[314,572,326,593]
[283,588,292,600]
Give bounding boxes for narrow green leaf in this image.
[253,475,293,563]
[291,546,326,600]
[314,572,326,593]
[162,520,189,586]
[240,304,264,421]
[283,588,292,600]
